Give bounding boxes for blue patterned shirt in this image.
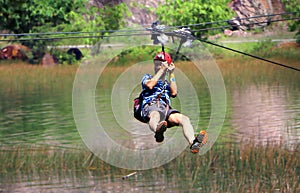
[141,74,171,108]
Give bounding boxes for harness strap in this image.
[156,80,168,102]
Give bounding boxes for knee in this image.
[170,113,190,125]
[180,115,190,124]
[149,111,160,119]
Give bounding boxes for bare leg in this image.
[168,113,195,144]
[148,111,161,133]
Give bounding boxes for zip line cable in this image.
[173,11,300,28]
[197,38,300,72]
[190,17,300,33]
[0,29,147,37]
[0,11,299,38]
[0,17,298,42]
[162,27,300,72]
[0,33,150,41]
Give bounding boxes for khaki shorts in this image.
[142,102,180,128]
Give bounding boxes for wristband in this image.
[170,73,176,82]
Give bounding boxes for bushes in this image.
[155,0,235,38]
[281,0,300,45]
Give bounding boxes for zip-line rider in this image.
[139,51,208,154]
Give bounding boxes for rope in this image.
[198,38,300,72]
[172,11,300,28]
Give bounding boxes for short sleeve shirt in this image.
[141,74,171,108]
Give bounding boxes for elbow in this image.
[170,92,177,98]
[147,84,154,90]
[170,87,177,97]
[145,83,153,90]
[145,80,155,90]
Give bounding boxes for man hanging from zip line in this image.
[135,51,208,154]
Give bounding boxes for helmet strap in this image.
[161,43,166,63]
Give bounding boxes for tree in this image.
[0,0,86,34]
[0,0,129,63]
[0,0,128,36]
[155,0,235,38]
[281,0,300,44]
[37,2,129,45]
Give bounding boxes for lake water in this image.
[0,58,299,192]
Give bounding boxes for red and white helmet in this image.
[154,52,172,64]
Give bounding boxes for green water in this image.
[0,58,299,192]
[0,82,80,147]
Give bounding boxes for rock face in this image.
[88,0,123,8]
[89,0,163,26]
[228,0,285,30]
[0,44,30,60]
[122,0,164,27]
[89,0,285,30]
[42,53,57,66]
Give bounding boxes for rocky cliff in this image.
[123,0,164,26]
[89,0,286,30]
[228,0,285,30]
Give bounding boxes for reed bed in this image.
[0,52,298,94]
[0,63,77,95]
[216,57,300,88]
[175,57,300,89]
[182,143,300,192]
[0,143,298,192]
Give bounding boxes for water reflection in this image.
[0,90,80,147]
[0,170,207,193]
[232,84,300,147]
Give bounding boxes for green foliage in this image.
[25,39,48,64]
[110,46,158,66]
[281,0,300,44]
[281,0,300,31]
[0,0,86,64]
[110,45,190,66]
[0,0,85,34]
[0,0,129,64]
[249,39,276,56]
[155,0,235,38]
[50,49,78,65]
[49,3,130,45]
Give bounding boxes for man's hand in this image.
[167,62,175,73]
[162,61,169,69]
[162,61,175,73]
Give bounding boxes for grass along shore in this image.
[0,143,299,192]
[0,52,299,94]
